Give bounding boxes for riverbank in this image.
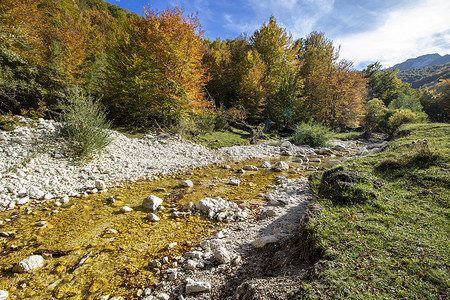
[0,117,381,300]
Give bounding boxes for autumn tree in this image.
[298,32,367,128]
[105,8,208,127]
[250,16,300,124]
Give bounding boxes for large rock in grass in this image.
[142,195,163,211]
[318,167,383,204]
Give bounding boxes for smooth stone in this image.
[260,161,271,168]
[220,165,231,169]
[195,197,229,212]
[185,281,211,294]
[252,235,279,248]
[120,206,133,213]
[147,213,160,222]
[156,293,170,300]
[180,180,194,188]
[318,148,333,155]
[0,291,7,300]
[229,179,240,186]
[310,158,322,163]
[95,180,107,190]
[272,161,289,171]
[243,165,258,171]
[142,195,163,211]
[28,186,44,199]
[13,255,44,273]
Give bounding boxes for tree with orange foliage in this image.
[105,8,208,127]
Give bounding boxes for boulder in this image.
[142,195,163,211]
[13,255,44,273]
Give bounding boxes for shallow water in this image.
[0,157,316,299]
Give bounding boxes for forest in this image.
[1,0,449,139]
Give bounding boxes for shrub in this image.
[388,109,426,134]
[56,88,111,160]
[364,98,387,133]
[292,122,332,147]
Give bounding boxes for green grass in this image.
[187,126,250,149]
[301,123,450,299]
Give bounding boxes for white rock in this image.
[147,213,160,222]
[0,132,7,141]
[95,180,107,190]
[195,197,229,212]
[185,251,203,259]
[272,161,289,171]
[149,260,162,268]
[229,179,240,186]
[16,197,29,205]
[156,293,170,300]
[142,195,163,211]
[357,147,370,156]
[220,165,231,169]
[35,221,47,227]
[61,195,70,204]
[180,180,194,187]
[12,255,44,273]
[165,242,177,249]
[28,186,44,199]
[213,247,231,264]
[260,161,272,168]
[185,281,211,294]
[105,228,117,234]
[120,206,133,213]
[185,259,197,270]
[97,296,110,300]
[243,165,258,171]
[252,235,279,248]
[319,148,333,155]
[0,290,8,300]
[44,193,53,200]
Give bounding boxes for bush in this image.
[364,98,387,133]
[292,122,332,147]
[388,109,427,134]
[56,88,111,160]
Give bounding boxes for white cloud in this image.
[334,0,450,68]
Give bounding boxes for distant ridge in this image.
[392,53,450,71]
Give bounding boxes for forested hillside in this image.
[398,62,450,89]
[1,0,449,133]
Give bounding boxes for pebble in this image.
[147,213,160,222]
[213,247,231,264]
[180,180,194,187]
[120,206,133,213]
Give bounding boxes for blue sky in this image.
[105,0,450,69]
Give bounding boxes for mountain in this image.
[392,53,450,71]
[397,62,450,90]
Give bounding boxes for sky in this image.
[105,0,450,69]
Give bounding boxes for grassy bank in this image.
[301,123,449,299]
